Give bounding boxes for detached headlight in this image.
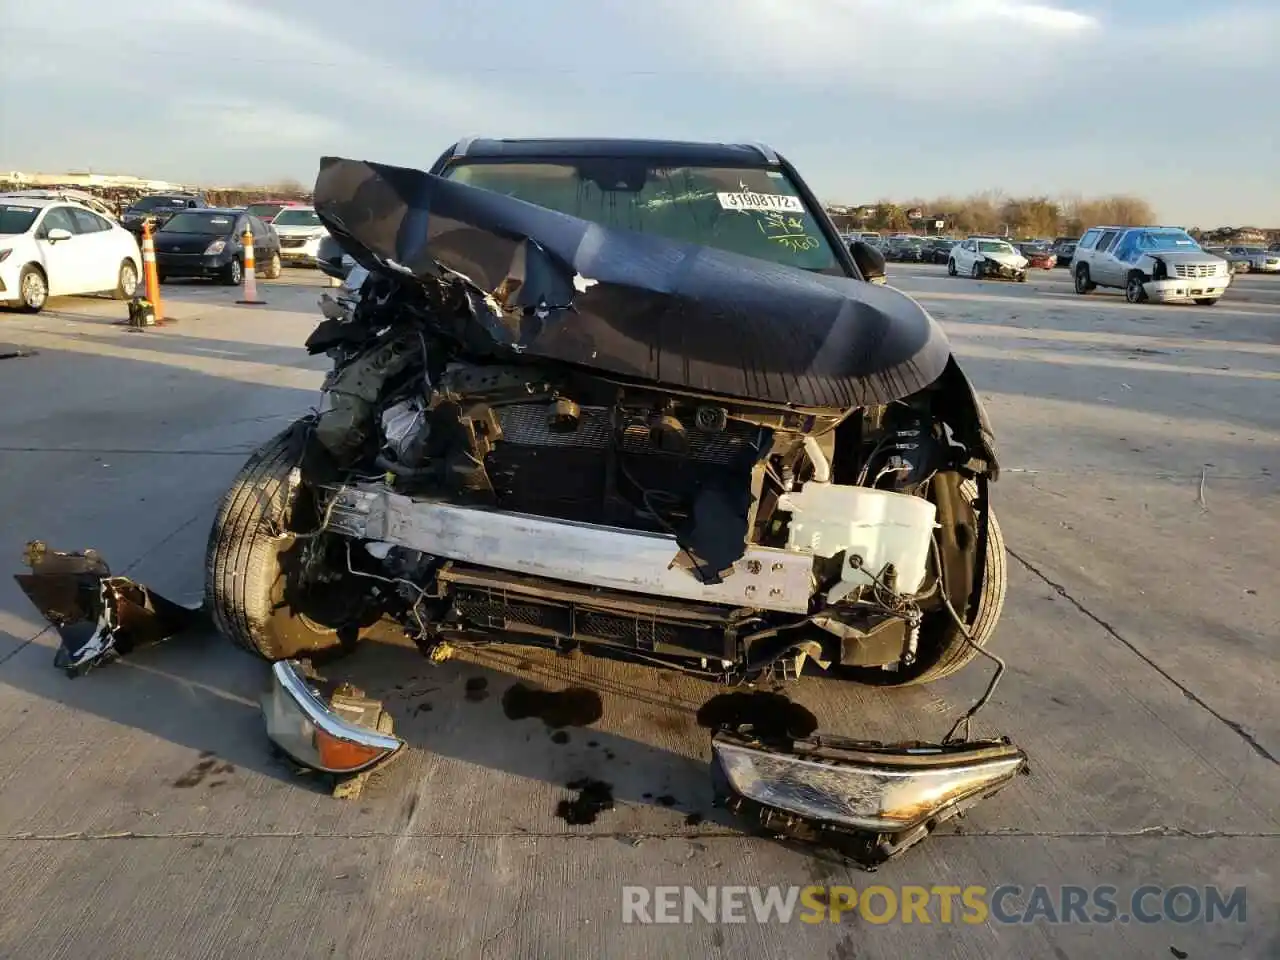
[262,660,404,774]
[204,239,227,255]
[712,730,1026,833]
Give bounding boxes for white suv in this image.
[1072,225,1231,305]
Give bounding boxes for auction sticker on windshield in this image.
[718,192,804,213]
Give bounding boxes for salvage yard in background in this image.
[0,266,1277,957]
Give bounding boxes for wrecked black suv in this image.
[215,139,1006,683]
[203,139,1022,860]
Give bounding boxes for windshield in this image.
[160,212,236,235]
[272,208,321,227]
[978,240,1016,254]
[443,161,840,272]
[131,196,189,212]
[0,204,40,235]
[245,203,286,219]
[1118,229,1200,255]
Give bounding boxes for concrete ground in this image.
[0,265,1276,958]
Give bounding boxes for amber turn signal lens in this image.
[315,729,389,773]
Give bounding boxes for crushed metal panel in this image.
[326,486,815,613]
[311,155,952,408]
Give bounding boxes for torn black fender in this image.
[312,156,953,410]
[14,541,207,676]
[711,728,1028,869]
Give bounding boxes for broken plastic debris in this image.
[14,541,208,676]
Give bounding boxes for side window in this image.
[36,207,81,238]
[69,209,110,233]
[1078,229,1101,250]
[250,216,269,237]
[1095,231,1119,253]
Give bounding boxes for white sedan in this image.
[947,237,1030,282]
[0,198,142,312]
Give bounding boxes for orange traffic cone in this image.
[236,226,266,305]
[140,219,165,323]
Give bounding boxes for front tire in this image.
[113,259,139,300]
[1194,298,1218,306]
[1125,272,1148,303]
[1074,264,1095,294]
[205,423,357,660]
[263,251,282,280]
[947,258,957,277]
[222,257,243,286]
[970,260,984,280]
[17,265,48,312]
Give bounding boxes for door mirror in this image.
[46,228,73,243]
[849,240,886,284]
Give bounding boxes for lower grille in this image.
[280,237,307,248]
[450,582,732,658]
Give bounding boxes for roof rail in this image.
[741,141,779,163]
[452,136,481,158]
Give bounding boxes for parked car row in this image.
[1221,245,1280,273]
[0,194,301,312]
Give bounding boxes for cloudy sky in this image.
[1,0,1276,226]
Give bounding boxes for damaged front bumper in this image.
[711,728,1027,868]
[13,541,206,675]
[1143,277,1230,302]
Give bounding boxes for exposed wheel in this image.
[1125,272,1148,303]
[970,260,984,279]
[222,257,243,286]
[837,478,1007,687]
[113,259,140,299]
[205,422,366,660]
[1074,264,1095,294]
[17,265,48,312]
[947,258,957,277]
[1194,298,1218,306]
[1016,272,1028,283]
[263,251,282,280]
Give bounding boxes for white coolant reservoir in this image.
[777,484,937,600]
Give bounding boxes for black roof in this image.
[445,138,782,166]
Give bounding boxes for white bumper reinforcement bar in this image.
[325,486,815,613]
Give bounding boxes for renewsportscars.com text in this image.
[621,884,1247,926]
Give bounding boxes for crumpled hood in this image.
[1147,249,1225,267]
[983,251,1028,269]
[312,156,953,410]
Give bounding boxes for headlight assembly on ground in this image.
[711,729,1027,867]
